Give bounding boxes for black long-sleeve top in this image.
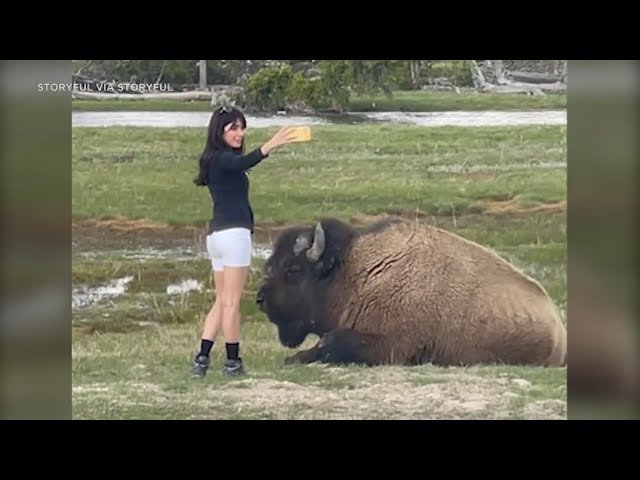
[206,147,268,235]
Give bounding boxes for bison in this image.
[256,216,567,368]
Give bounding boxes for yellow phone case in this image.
[290,126,311,142]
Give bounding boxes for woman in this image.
[191,106,297,377]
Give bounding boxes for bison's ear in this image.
[293,234,311,256]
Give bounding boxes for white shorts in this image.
[206,227,252,271]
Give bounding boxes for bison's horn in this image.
[306,222,325,262]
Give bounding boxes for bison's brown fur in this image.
[257,217,566,367]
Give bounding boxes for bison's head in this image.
[257,220,352,348]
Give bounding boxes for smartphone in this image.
[289,126,311,143]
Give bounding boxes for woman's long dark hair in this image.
[194,106,247,186]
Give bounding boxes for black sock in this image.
[226,342,239,360]
[198,339,214,357]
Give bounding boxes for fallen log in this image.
[480,81,566,95]
[469,61,566,95]
[509,71,564,84]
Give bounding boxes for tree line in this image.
[72,60,566,112]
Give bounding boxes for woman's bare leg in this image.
[220,266,250,374]
[191,270,225,376]
[202,270,225,341]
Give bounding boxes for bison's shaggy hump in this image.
[257,216,567,368]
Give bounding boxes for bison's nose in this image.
[256,288,265,309]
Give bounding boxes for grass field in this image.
[71,90,567,112]
[72,124,566,225]
[72,121,567,419]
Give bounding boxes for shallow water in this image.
[76,244,273,262]
[72,110,566,128]
[166,279,203,295]
[72,276,134,309]
[73,246,274,310]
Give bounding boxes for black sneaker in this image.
[191,354,210,377]
[223,358,245,376]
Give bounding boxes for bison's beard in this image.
[264,306,310,348]
[277,321,309,348]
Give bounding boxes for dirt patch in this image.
[73,217,296,251]
[523,400,566,420]
[478,198,566,215]
[72,325,96,336]
[72,365,566,419]
[72,205,565,252]
[205,368,564,420]
[214,378,495,420]
[73,218,204,251]
[71,215,399,251]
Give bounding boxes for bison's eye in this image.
[265,264,274,278]
[285,264,302,282]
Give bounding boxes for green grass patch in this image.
[348,90,566,112]
[72,90,566,112]
[72,124,566,226]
